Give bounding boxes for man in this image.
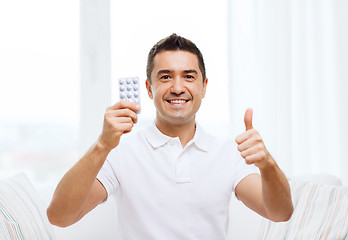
[47,34,293,239]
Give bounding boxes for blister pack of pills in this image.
[119,77,141,112]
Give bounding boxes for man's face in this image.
[146,50,208,126]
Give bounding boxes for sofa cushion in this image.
[0,173,56,240]
[260,180,348,239]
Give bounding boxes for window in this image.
[0,0,79,182]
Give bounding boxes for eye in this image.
[185,75,195,81]
[160,75,171,80]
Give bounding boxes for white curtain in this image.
[227,0,348,183]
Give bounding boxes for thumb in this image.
[244,108,253,130]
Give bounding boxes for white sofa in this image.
[0,173,347,240]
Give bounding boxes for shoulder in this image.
[204,134,239,154]
[107,127,148,158]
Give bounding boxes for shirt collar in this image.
[145,122,173,149]
[192,123,209,152]
[145,122,210,152]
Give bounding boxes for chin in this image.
[168,114,196,125]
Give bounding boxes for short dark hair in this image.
[146,33,206,83]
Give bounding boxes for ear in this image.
[145,80,153,99]
[202,78,208,98]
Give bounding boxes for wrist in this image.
[258,152,276,172]
[95,137,114,154]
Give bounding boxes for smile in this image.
[167,99,189,104]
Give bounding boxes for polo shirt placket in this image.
[166,138,192,184]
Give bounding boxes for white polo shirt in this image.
[97,123,258,240]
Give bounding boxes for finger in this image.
[244,108,253,131]
[118,122,134,134]
[235,131,252,144]
[239,144,264,158]
[115,116,135,124]
[244,151,267,165]
[106,108,138,124]
[236,130,263,150]
[111,117,135,131]
[116,109,138,124]
[235,128,259,144]
[237,138,254,152]
[108,100,141,113]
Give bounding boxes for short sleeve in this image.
[96,157,119,199]
[230,141,259,193]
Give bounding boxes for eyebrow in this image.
[156,69,172,76]
[183,69,198,75]
[156,69,198,76]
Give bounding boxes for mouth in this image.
[166,99,189,104]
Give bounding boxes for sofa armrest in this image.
[0,173,56,239]
[260,176,348,239]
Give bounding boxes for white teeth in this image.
[169,100,187,104]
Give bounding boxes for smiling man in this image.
[47,34,293,239]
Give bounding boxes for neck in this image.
[155,118,196,148]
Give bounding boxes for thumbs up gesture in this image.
[235,108,270,169]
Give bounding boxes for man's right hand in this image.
[98,101,141,152]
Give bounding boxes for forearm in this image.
[47,140,110,226]
[260,156,293,222]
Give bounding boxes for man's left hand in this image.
[235,108,271,170]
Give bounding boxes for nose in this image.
[170,77,185,95]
